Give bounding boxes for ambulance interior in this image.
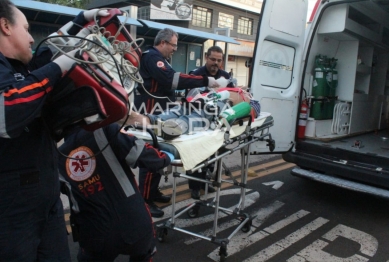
[301,1,389,163]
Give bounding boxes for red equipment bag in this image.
[84,8,142,67]
[43,9,142,138]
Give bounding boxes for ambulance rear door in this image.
[250,0,308,153]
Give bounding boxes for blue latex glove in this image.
[161,150,174,161]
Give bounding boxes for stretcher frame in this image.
[154,114,275,262]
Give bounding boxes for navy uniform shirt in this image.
[135,46,208,114]
[58,123,171,247]
[190,66,234,87]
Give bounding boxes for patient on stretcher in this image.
[127,87,261,140]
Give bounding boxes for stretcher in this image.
[123,112,275,261]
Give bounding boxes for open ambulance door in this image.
[250,0,308,154]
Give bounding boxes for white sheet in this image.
[122,112,271,170]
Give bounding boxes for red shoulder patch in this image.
[157,61,165,68]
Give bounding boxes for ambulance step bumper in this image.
[291,166,389,199]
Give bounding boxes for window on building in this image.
[218,12,234,30]
[238,17,253,35]
[191,6,212,28]
[138,6,150,20]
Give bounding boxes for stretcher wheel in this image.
[267,138,276,152]
[238,214,252,233]
[241,220,252,233]
[187,206,200,218]
[218,242,228,262]
[157,228,167,242]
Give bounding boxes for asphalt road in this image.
[66,153,389,261]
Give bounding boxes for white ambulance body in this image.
[252,0,389,197]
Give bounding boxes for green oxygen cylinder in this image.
[311,55,331,120]
[219,102,252,125]
[326,58,338,119]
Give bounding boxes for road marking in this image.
[158,159,294,206]
[185,200,285,245]
[263,180,284,190]
[154,188,258,223]
[207,209,310,261]
[288,224,378,262]
[243,217,329,262]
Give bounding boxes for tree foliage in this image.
[35,0,90,9]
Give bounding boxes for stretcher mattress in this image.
[122,112,272,170]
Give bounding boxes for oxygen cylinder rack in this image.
[310,55,338,120]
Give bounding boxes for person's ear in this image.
[0,18,11,36]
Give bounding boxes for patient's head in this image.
[220,88,260,118]
[218,88,252,106]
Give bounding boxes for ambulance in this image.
[251,0,389,197]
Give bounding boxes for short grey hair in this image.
[154,28,179,46]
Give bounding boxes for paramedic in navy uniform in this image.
[0,1,109,260]
[134,28,220,217]
[190,46,234,86]
[188,45,235,199]
[58,122,173,261]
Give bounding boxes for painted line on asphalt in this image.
[184,200,284,245]
[207,209,310,261]
[153,188,258,223]
[159,159,294,206]
[242,217,329,262]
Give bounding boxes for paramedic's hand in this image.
[53,49,79,74]
[83,9,110,22]
[161,150,174,162]
[208,77,220,88]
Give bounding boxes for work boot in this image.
[191,189,200,200]
[160,119,187,140]
[145,200,164,218]
[154,188,171,203]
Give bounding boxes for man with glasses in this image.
[134,28,219,217]
[188,46,235,199]
[190,46,235,88]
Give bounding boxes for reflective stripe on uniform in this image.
[94,128,135,197]
[172,72,180,89]
[125,139,145,168]
[0,95,9,138]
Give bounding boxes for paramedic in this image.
[190,46,234,88]
[0,1,108,260]
[58,123,173,262]
[189,46,235,199]
[134,28,220,217]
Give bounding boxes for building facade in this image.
[88,0,261,86]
